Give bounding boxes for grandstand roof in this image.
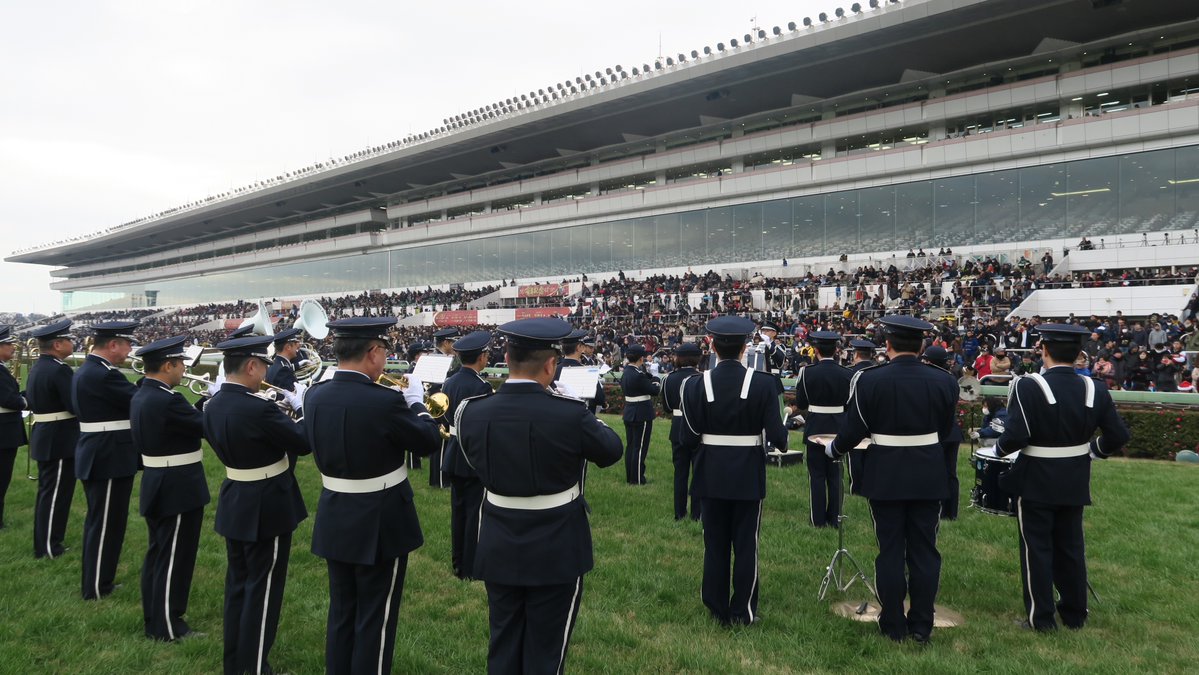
[10,0,1198,269]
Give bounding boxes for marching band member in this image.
[130,336,208,641]
[304,317,442,674]
[792,331,851,528]
[845,338,877,495]
[661,342,702,521]
[456,317,623,673]
[26,320,79,558]
[265,327,305,415]
[71,320,140,600]
[620,342,660,485]
[203,334,309,675]
[920,345,963,521]
[758,322,787,375]
[579,335,606,415]
[434,326,462,377]
[428,327,461,489]
[203,324,254,402]
[826,315,957,645]
[440,330,494,580]
[679,316,788,626]
[995,323,1129,632]
[0,325,28,530]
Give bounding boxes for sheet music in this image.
[410,353,454,384]
[183,345,206,369]
[558,366,601,400]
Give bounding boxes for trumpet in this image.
[378,373,451,430]
[182,371,213,396]
[258,380,302,419]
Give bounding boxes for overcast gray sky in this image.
[0,0,832,314]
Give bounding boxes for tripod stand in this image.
[817,457,878,602]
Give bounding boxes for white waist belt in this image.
[870,432,939,447]
[0,406,20,414]
[79,420,131,433]
[808,405,845,414]
[142,450,203,468]
[486,483,581,510]
[321,465,408,494]
[32,411,75,423]
[225,456,290,482]
[702,434,762,447]
[672,409,682,417]
[624,395,651,403]
[1020,444,1090,459]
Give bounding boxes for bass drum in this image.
[971,446,1016,517]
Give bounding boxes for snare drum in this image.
[971,447,1016,517]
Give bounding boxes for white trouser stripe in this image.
[165,514,181,640]
[258,536,279,674]
[558,576,583,673]
[638,423,649,485]
[747,499,763,622]
[96,479,112,599]
[47,459,63,559]
[1017,497,1035,626]
[377,558,401,674]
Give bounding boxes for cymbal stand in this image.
[817,458,878,602]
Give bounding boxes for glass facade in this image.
[65,145,1199,309]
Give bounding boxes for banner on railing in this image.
[517,283,569,298]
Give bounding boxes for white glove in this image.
[553,380,580,399]
[969,430,980,440]
[297,359,313,369]
[825,443,836,459]
[293,382,307,398]
[283,390,304,411]
[989,419,1005,433]
[1089,450,1100,460]
[401,373,424,409]
[762,333,773,346]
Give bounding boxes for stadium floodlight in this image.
[802,17,812,27]
[678,53,686,62]
[744,33,752,43]
[691,49,700,58]
[870,0,880,6]
[835,7,845,18]
[615,64,623,72]
[819,12,828,22]
[631,67,640,75]
[717,42,725,51]
[665,57,674,66]
[730,38,738,48]
[758,29,767,39]
[704,46,712,55]
[774,25,783,35]
[584,74,592,81]
[619,71,628,79]
[643,63,651,72]
[575,77,582,85]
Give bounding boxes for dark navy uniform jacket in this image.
[303,370,442,566]
[456,381,623,585]
[131,377,210,519]
[995,367,1129,505]
[793,359,851,439]
[679,361,788,501]
[0,360,27,448]
[661,367,698,445]
[620,365,660,422]
[830,355,958,501]
[203,382,309,542]
[440,367,493,478]
[764,342,786,374]
[71,354,138,480]
[266,355,297,392]
[26,355,78,461]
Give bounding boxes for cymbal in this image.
[958,376,980,401]
[832,600,965,628]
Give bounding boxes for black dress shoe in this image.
[910,632,931,646]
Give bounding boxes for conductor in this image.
[826,315,957,644]
[994,323,1129,631]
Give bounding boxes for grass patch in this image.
[0,412,1195,673]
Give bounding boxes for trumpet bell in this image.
[426,391,450,418]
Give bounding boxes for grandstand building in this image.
[8,0,1199,313]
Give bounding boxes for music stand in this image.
[809,435,878,602]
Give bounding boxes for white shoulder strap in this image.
[740,367,754,400]
[702,369,715,403]
[1026,373,1056,405]
[1080,375,1095,408]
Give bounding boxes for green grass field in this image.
[0,413,1196,674]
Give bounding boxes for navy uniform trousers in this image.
[141,507,203,639]
[805,443,841,528]
[224,532,292,674]
[868,499,943,639]
[1016,499,1088,629]
[34,455,76,557]
[81,475,135,599]
[486,577,584,674]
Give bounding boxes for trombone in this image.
[378,373,451,437]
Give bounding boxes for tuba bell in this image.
[292,299,328,386]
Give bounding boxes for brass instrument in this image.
[258,380,301,419]
[378,372,451,437]
[182,371,213,396]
